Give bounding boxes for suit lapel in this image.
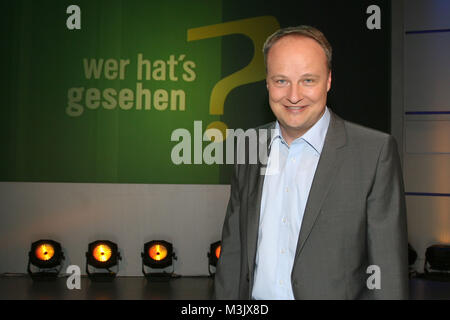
[294,111,347,261]
[246,122,275,275]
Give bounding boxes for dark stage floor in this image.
[0,275,449,300]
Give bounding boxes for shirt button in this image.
[280,248,285,254]
[286,187,289,192]
[282,217,287,224]
[279,280,284,285]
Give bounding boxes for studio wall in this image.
[1,0,392,276]
[402,0,450,272]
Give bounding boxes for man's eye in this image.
[304,78,318,85]
[276,79,287,85]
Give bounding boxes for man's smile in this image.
[283,105,308,111]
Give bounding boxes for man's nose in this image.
[287,84,302,104]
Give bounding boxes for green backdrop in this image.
[1,0,391,184]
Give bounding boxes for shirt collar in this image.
[268,122,284,149]
[269,107,331,155]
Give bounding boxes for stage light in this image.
[141,240,177,280]
[424,244,450,278]
[93,243,112,263]
[207,241,221,276]
[408,243,417,266]
[86,240,121,281]
[408,243,418,278]
[149,243,168,261]
[27,239,65,280]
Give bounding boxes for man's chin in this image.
[278,121,310,138]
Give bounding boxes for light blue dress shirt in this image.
[252,107,331,300]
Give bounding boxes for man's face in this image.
[266,35,331,144]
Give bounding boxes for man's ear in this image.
[327,70,332,92]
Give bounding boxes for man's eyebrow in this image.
[269,73,320,79]
[269,74,288,79]
[301,73,320,78]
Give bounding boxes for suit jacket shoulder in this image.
[337,114,398,161]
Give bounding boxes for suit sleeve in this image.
[366,135,409,299]
[214,163,242,299]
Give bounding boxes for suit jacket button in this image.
[293,279,298,286]
[246,274,249,282]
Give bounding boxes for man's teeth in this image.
[286,106,304,110]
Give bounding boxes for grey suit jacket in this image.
[214,110,409,299]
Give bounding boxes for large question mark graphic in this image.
[187,16,280,141]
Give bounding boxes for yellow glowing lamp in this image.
[93,244,112,262]
[149,244,168,261]
[208,241,222,275]
[35,244,55,261]
[142,240,174,269]
[28,240,65,279]
[215,245,221,260]
[86,240,120,271]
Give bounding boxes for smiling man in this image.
[265,32,331,145]
[214,26,409,300]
